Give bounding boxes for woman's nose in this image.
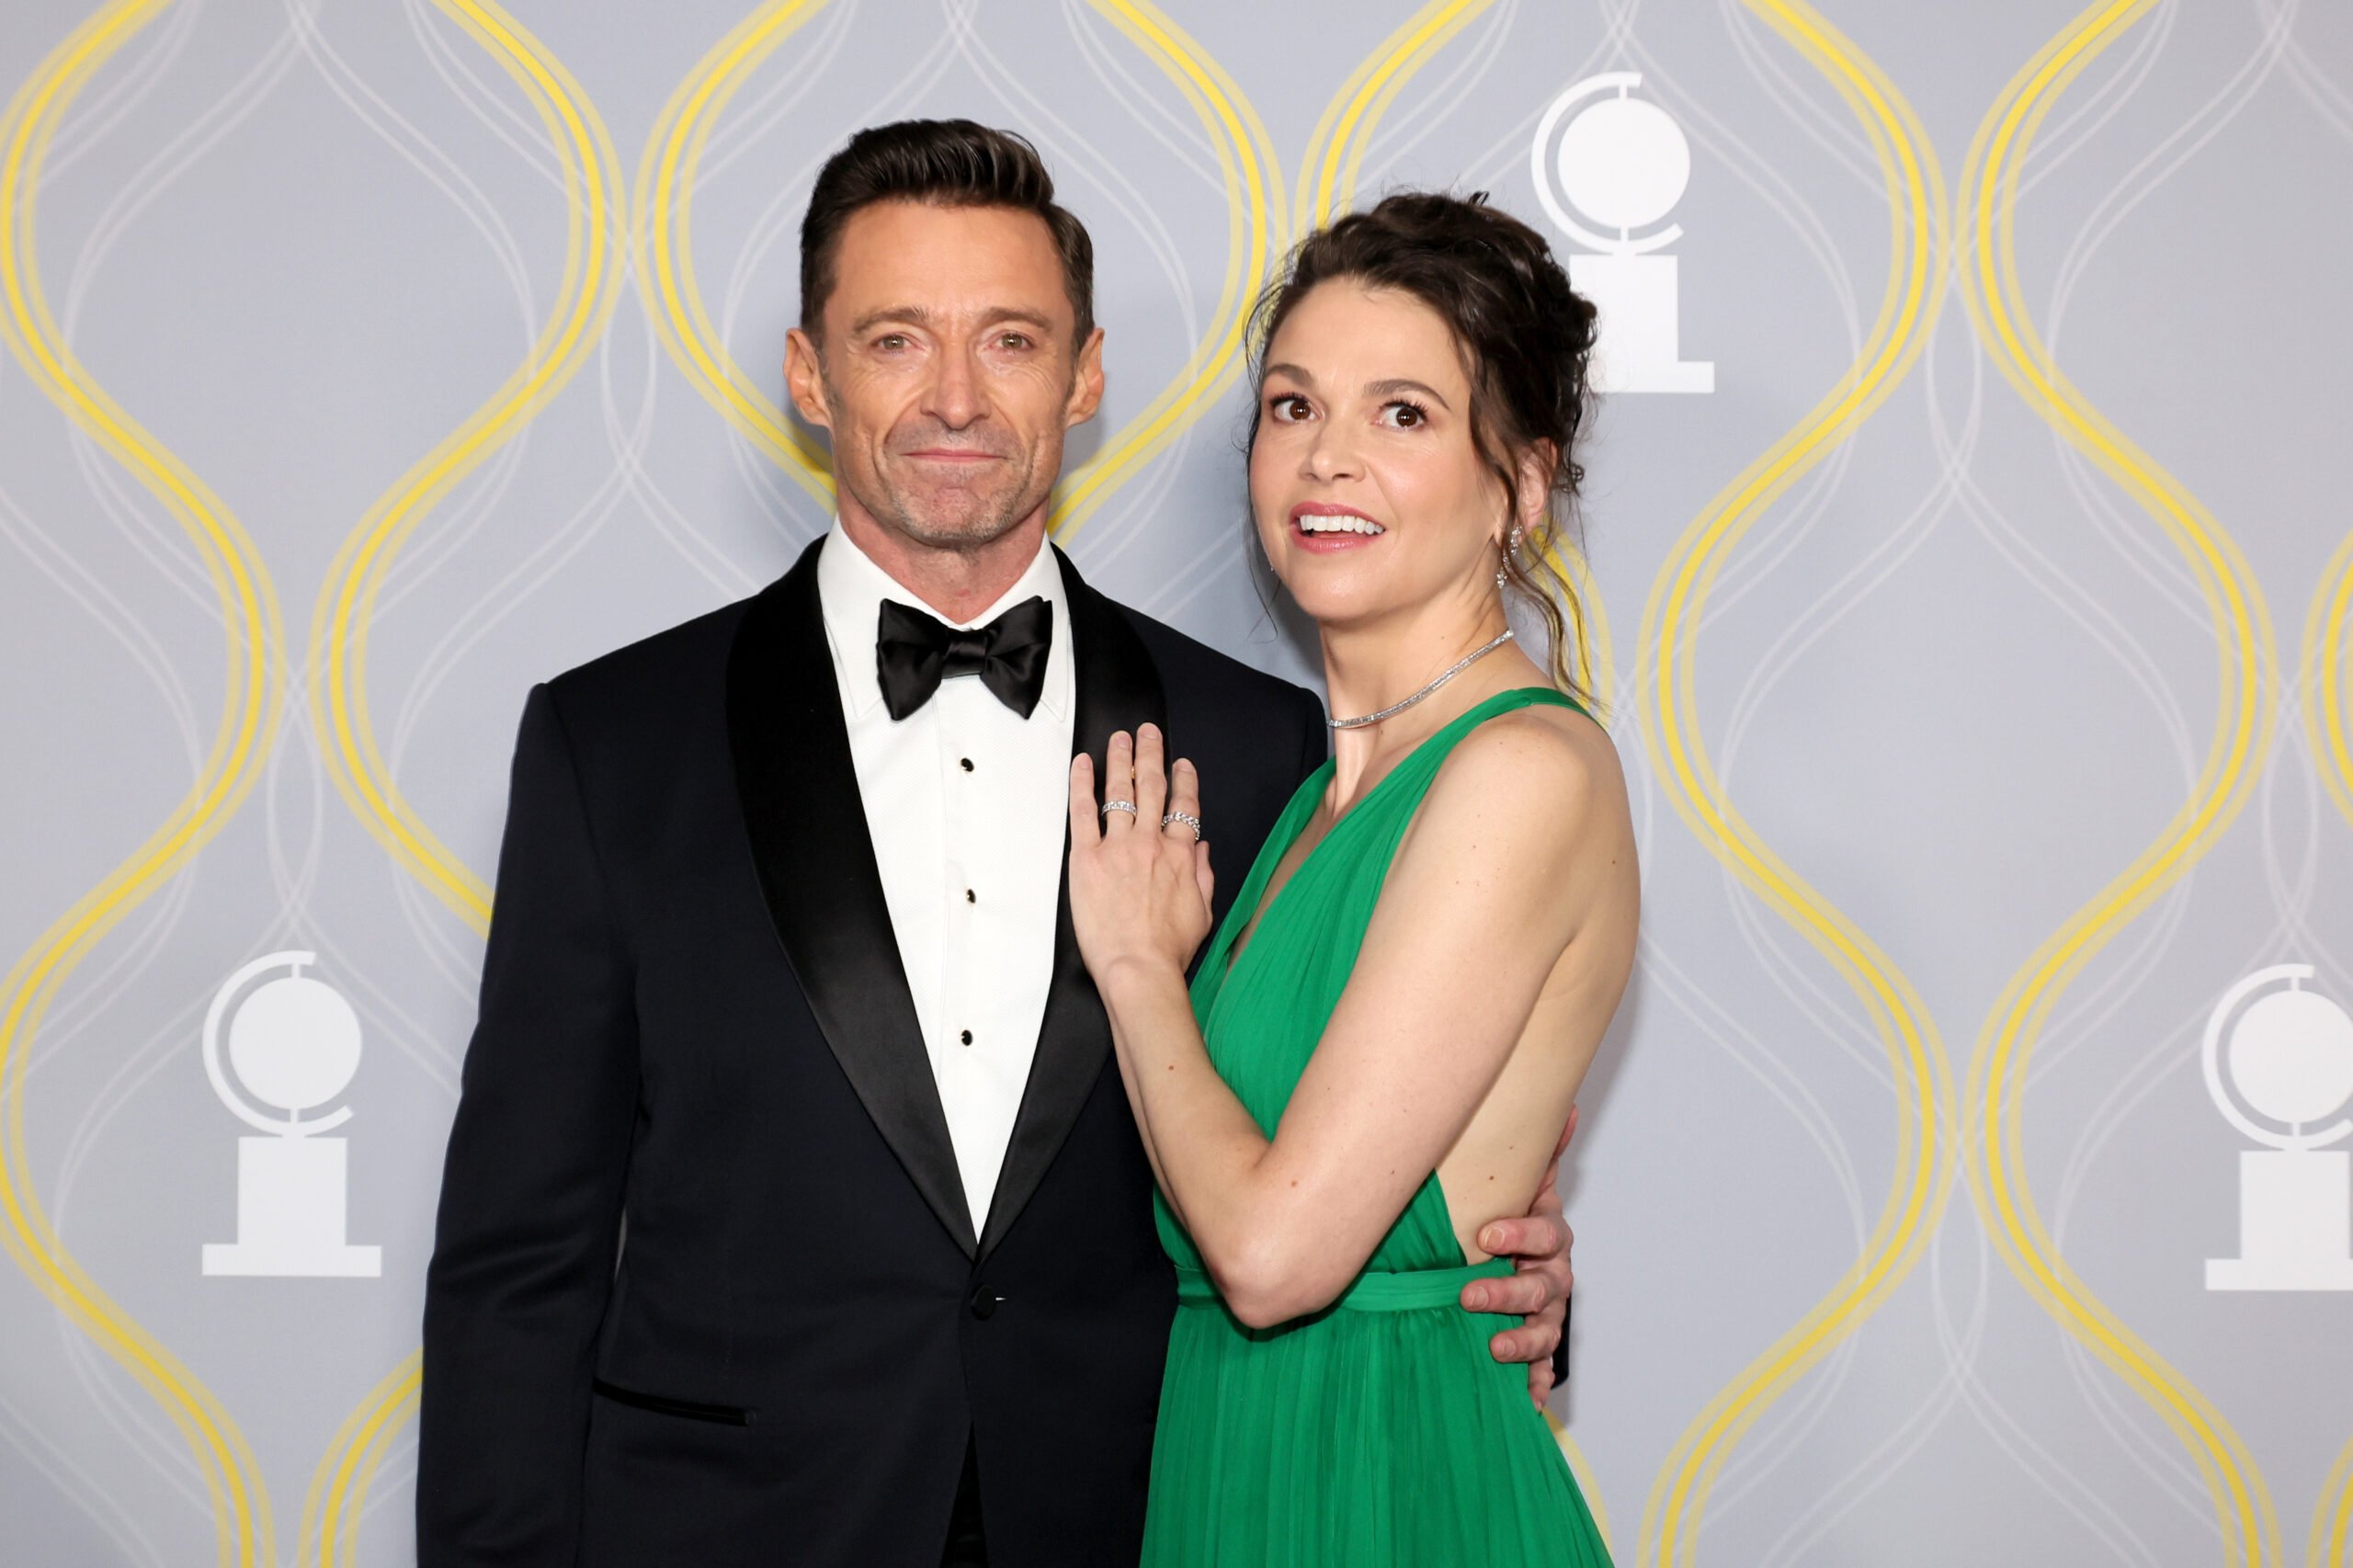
[1304,427,1357,481]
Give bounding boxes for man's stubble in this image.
[822,370,1062,561]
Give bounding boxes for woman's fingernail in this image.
[1483,1227,1505,1251]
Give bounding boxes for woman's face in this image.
[1249,278,1508,632]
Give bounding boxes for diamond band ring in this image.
[1101,798,1139,818]
[1162,811,1202,842]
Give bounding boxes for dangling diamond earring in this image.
[1495,523,1523,593]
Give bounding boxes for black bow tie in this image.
[875,596,1054,722]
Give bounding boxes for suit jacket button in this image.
[969,1286,999,1321]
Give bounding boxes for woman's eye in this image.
[1381,401,1427,429]
[1268,393,1311,422]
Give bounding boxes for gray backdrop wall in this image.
[5,0,2350,1563]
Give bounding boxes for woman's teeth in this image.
[1297,514,1384,535]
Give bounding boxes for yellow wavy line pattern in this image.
[1048,0,1285,543]
[1634,5,1951,1563]
[2305,533,2353,1565]
[2313,1431,2353,1568]
[310,0,625,937]
[304,2,621,1556]
[299,1352,420,1568]
[2302,426,2353,1568]
[633,0,837,506]
[1294,0,1498,234]
[1546,1410,1615,1557]
[2305,523,2353,830]
[1540,535,1613,714]
[0,3,281,1564]
[1957,4,2280,1562]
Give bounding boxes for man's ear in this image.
[1064,325,1107,427]
[784,327,833,430]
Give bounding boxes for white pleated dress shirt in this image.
[815,521,1075,1231]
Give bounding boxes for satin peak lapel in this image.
[726,539,977,1256]
[979,548,1167,1260]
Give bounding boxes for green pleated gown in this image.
[1142,687,1613,1566]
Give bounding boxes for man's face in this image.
[787,200,1104,553]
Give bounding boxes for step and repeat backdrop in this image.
[4,0,2349,1563]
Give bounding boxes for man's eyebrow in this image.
[847,304,934,336]
[845,305,1062,336]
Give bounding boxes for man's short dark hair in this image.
[800,119,1096,342]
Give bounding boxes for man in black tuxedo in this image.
[416,119,1574,1568]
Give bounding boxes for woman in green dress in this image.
[1066,192,1638,1565]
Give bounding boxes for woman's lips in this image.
[1290,505,1385,552]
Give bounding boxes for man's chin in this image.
[889,498,1040,552]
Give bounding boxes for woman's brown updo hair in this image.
[1247,191,1601,708]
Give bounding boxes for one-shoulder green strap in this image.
[1371,686,1586,802]
[1415,686,1584,756]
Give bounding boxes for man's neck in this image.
[838,504,1050,625]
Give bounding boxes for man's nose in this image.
[926,345,985,430]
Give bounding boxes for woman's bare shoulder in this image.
[1366,698,1633,942]
[1419,699,1628,841]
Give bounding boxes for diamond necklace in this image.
[1325,629,1516,731]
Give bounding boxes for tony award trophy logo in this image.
[2202,964,2353,1291]
[1532,72,1713,394]
[200,951,381,1278]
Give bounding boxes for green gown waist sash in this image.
[1172,1256,1515,1313]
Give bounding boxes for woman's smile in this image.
[1290,502,1388,552]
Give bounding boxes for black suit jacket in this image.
[416,538,1327,1567]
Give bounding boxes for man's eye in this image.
[875,334,909,351]
[999,333,1033,350]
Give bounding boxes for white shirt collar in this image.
[816,517,1072,723]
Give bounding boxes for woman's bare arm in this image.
[1070,714,1633,1329]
